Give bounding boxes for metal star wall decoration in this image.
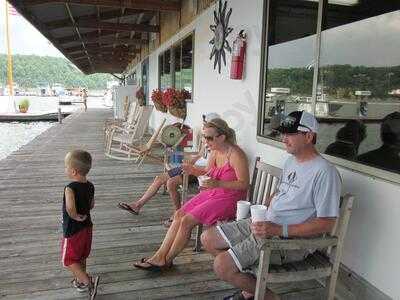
[209,0,233,73]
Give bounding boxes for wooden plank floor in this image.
[0,109,236,300]
[0,108,355,300]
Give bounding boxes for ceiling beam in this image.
[76,20,159,33]
[45,8,147,29]
[74,55,135,61]
[57,30,115,44]
[27,0,181,12]
[69,47,139,57]
[64,39,145,52]
[81,37,148,46]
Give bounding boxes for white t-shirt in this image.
[266,155,341,225]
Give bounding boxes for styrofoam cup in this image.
[250,205,267,222]
[198,175,211,187]
[236,200,251,220]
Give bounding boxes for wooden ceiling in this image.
[9,0,181,74]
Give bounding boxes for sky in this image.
[0,0,64,57]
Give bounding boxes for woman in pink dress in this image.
[134,118,249,271]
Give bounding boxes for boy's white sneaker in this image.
[88,276,100,300]
[71,278,88,292]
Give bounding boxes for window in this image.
[259,1,400,175]
[159,49,172,91]
[158,33,194,99]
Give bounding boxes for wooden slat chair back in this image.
[126,105,153,144]
[254,193,355,300]
[132,118,166,167]
[190,157,282,252]
[248,157,282,206]
[104,104,143,146]
[103,101,138,142]
[125,102,139,127]
[105,105,154,160]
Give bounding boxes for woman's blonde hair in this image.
[204,118,236,144]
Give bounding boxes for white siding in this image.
[138,1,400,298]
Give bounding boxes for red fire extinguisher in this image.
[230,30,247,80]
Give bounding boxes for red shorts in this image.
[61,226,92,267]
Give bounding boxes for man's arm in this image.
[251,217,336,239]
[65,187,87,222]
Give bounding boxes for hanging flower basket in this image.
[154,101,168,113]
[168,106,187,119]
[151,89,167,112]
[166,89,189,120]
[135,87,146,106]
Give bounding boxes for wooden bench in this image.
[242,157,354,300]
[181,156,282,252]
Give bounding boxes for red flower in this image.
[151,89,163,104]
[163,88,176,107]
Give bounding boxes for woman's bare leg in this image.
[129,173,169,212]
[142,209,186,266]
[164,214,199,263]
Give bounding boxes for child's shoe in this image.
[71,278,88,292]
[88,276,100,300]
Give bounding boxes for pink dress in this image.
[182,149,247,225]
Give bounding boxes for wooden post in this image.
[58,107,62,123]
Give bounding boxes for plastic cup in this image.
[250,205,267,222]
[236,200,251,220]
[198,175,211,187]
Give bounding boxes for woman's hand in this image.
[181,162,193,174]
[75,214,88,222]
[201,178,220,189]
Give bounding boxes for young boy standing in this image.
[61,150,99,299]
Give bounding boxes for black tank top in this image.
[62,181,94,237]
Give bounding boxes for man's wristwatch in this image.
[282,224,289,238]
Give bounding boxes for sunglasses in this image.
[203,134,221,141]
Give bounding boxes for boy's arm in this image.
[90,197,95,209]
[65,187,87,222]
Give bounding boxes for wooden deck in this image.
[0,108,356,300]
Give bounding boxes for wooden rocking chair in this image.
[105,105,153,159]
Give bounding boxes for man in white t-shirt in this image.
[201,111,342,300]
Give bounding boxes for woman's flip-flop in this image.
[133,258,163,272]
[117,202,139,215]
[163,218,173,228]
[133,258,174,272]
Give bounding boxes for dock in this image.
[0,112,71,122]
[0,108,355,299]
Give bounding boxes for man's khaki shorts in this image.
[217,219,309,275]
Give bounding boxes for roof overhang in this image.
[9,0,181,74]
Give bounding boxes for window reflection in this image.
[174,43,182,90]
[318,4,400,173]
[263,0,318,139]
[181,35,193,96]
[158,34,193,99]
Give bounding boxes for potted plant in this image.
[18,98,30,113]
[135,87,146,106]
[151,89,167,112]
[167,89,189,120]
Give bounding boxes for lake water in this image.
[0,95,107,161]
